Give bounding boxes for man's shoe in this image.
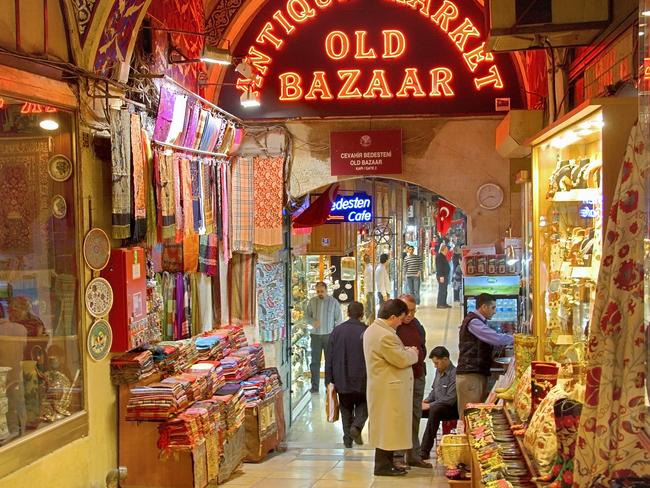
[407,460,433,468]
[374,468,407,477]
[343,438,353,448]
[420,452,430,460]
[393,462,410,471]
[350,426,363,445]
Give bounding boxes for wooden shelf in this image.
[503,402,545,487]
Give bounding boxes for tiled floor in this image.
[221,280,463,488]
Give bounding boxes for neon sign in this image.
[327,193,374,223]
[218,0,523,117]
[20,103,57,114]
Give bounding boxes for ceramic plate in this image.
[48,154,73,182]
[87,319,112,361]
[52,195,67,219]
[84,277,113,318]
[83,228,111,271]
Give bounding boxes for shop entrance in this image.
[288,177,467,433]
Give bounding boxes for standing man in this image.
[420,346,459,460]
[363,254,375,322]
[456,293,514,416]
[375,253,391,307]
[304,281,343,393]
[396,294,431,468]
[325,301,368,448]
[403,246,423,305]
[435,244,451,309]
[364,299,419,477]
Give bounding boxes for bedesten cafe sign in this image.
[326,192,374,223]
[218,0,524,118]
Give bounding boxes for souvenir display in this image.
[497,334,537,400]
[40,357,79,422]
[0,367,11,441]
[51,194,67,219]
[547,399,583,488]
[83,228,111,271]
[47,154,73,182]
[530,361,560,417]
[87,319,113,361]
[84,277,114,318]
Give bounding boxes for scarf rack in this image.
[153,140,229,159]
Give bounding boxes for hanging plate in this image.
[47,154,73,182]
[84,277,113,318]
[52,195,67,219]
[87,319,112,361]
[83,228,111,271]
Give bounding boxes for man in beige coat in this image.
[363,299,419,477]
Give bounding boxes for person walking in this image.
[395,294,431,468]
[363,299,419,477]
[363,254,375,322]
[325,301,368,448]
[375,253,391,306]
[304,281,343,393]
[420,346,459,460]
[452,249,463,304]
[435,244,451,308]
[456,293,513,416]
[403,246,423,305]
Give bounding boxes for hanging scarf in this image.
[230,157,254,253]
[197,273,213,333]
[153,87,174,142]
[144,131,158,247]
[166,94,187,144]
[183,273,191,338]
[212,257,221,326]
[220,162,231,261]
[197,160,207,235]
[193,109,209,149]
[174,272,185,340]
[198,234,218,276]
[182,102,200,148]
[208,117,225,152]
[172,155,184,243]
[228,253,255,326]
[156,150,176,240]
[256,262,286,342]
[162,271,175,341]
[230,127,246,155]
[253,156,284,255]
[202,162,215,234]
[110,108,132,239]
[215,161,223,240]
[190,158,203,232]
[179,157,194,237]
[190,273,201,336]
[130,113,147,241]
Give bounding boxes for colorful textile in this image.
[231,157,254,253]
[197,273,213,332]
[253,156,284,254]
[110,109,132,239]
[144,131,158,246]
[198,234,218,276]
[162,272,176,341]
[190,159,202,232]
[166,94,187,144]
[181,101,200,148]
[172,155,184,242]
[130,113,147,240]
[256,262,286,342]
[197,160,207,235]
[155,150,176,240]
[212,256,222,325]
[203,162,215,234]
[229,253,255,326]
[175,272,185,340]
[190,273,201,337]
[183,273,192,338]
[574,123,650,483]
[153,87,174,141]
[180,157,194,236]
[220,163,231,261]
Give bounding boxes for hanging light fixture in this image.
[39,116,59,131]
[200,44,232,65]
[235,59,256,80]
[240,89,260,108]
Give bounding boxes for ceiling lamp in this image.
[240,90,260,108]
[200,45,232,65]
[235,59,256,80]
[39,117,59,131]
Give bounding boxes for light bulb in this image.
[39,118,59,131]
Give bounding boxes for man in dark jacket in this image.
[325,301,368,448]
[435,244,451,308]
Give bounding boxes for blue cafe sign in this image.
[327,192,373,223]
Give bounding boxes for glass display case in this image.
[530,98,636,360]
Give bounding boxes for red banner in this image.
[330,129,402,176]
[436,199,456,236]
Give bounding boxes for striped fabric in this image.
[403,254,423,276]
[230,157,254,253]
[229,253,255,326]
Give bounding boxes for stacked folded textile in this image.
[157,408,206,450]
[110,350,155,385]
[221,355,253,383]
[213,384,246,439]
[126,380,189,421]
[232,344,265,374]
[195,334,225,361]
[258,367,282,395]
[225,325,248,350]
[240,368,282,406]
[172,373,209,403]
[153,340,199,375]
[191,362,226,396]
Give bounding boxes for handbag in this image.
[326,383,339,423]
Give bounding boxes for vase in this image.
[21,360,40,428]
[0,367,11,441]
[497,334,537,400]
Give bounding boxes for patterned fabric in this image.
[198,234,218,276]
[144,131,158,246]
[256,262,286,342]
[131,113,147,240]
[202,162,215,234]
[190,159,202,232]
[154,87,175,142]
[574,123,650,483]
[220,162,231,260]
[155,150,176,240]
[514,366,532,422]
[72,0,99,42]
[172,155,184,242]
[229,253,255,326]
[179,157,194,236]
[162,272,176,341]
[110,109,131,239]
[231,157,254,253]
[253,156,284,254]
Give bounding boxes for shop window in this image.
[0,95,83,449]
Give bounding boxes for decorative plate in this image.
[48,154,73,182]
[87,319,112,361]
[52,195,67,219]
[83,228,111,271]
[84,277,113,318]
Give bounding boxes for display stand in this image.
[218,425,246,483]
[244,390,286,462]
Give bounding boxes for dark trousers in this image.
[420,403,459,456]
[406,276,421,304]
[437,277,448,306]
[310,334,329,390]
[374,448,395,473]
[377,292,387,306]
[406,375,426,462]
[338,392,368,443]
[365,292,375,322]
[453,287,461,302]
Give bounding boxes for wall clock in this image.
[477,183,504,210]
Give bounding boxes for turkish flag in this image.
[436,199,456,236]
[292,183,340,229]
